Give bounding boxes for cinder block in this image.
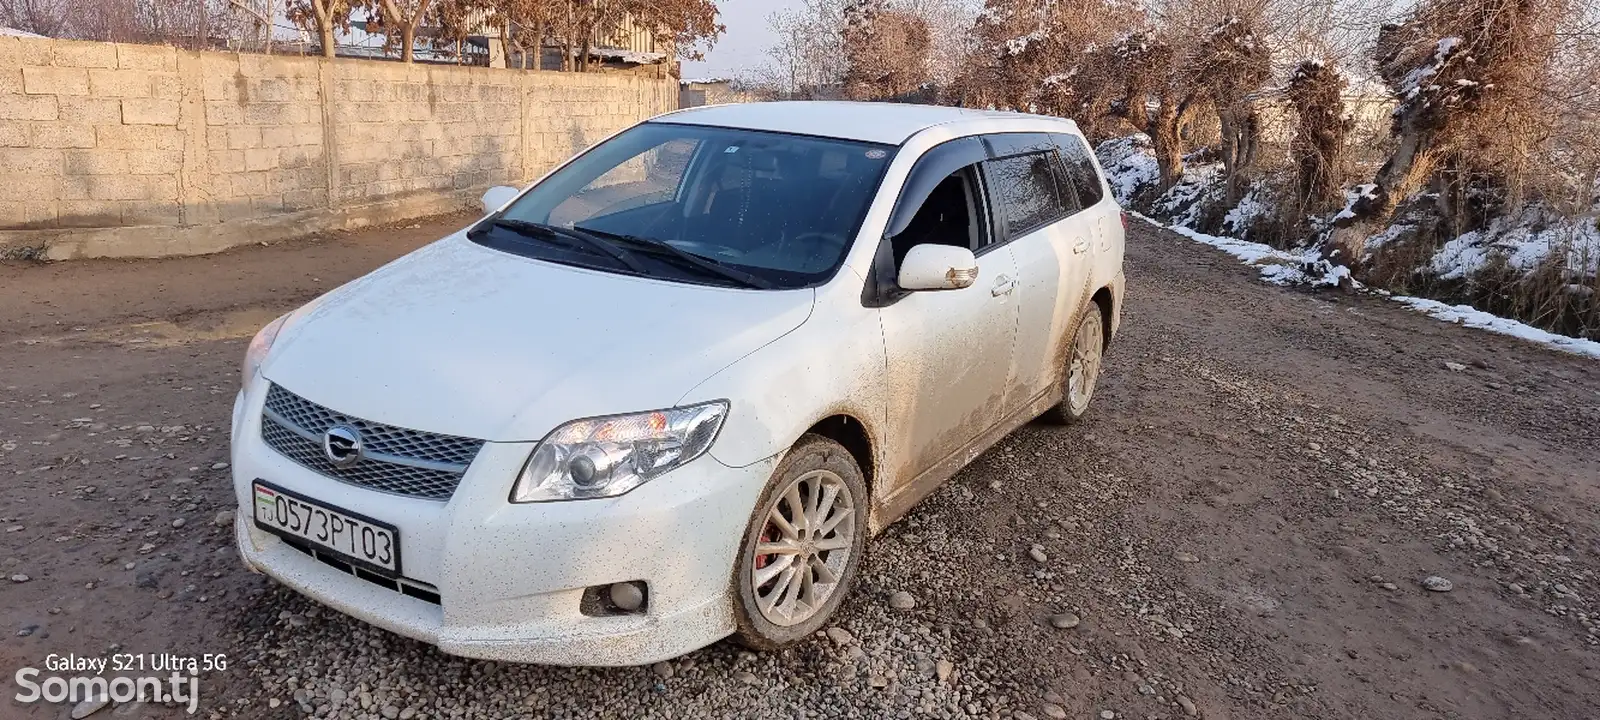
[89,174,154,201]
[125,149,182,175]
[207,149,243,173]
[151,73,182,100]
[225,126,261,150]
[57,97,122,124]
[62,150,129,176]
[0,147,61,174]
[243,147,277,172]
[259,125,298,148]
[0,123,26,147]
[0,67,20,94]
[121,98,180,125]
[56,199,124,227]
[22,67,89,95]
[88,68,151,98]
[120,200,182,226]
[96,124,181,150]
[31,123,95,148]
[51,40,117,69]
[116,43,177,72]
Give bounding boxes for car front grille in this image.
[259,383,485,501]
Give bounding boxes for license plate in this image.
[252,480,401,575]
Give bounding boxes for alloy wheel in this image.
[750,468,857,627]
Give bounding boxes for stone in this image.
[1041,701,1068,719]
[1029,547,1049,563]
[135,572,158,589]
[1100,711,1116,720]
[936,659,954,683]
[213,510,234,527]
[171,518,185,528]
[1049,613,1080,629]
[1177,695,1198,716]
[211,462,229,470]
[381,706,399,720]
[652,661,674,680]
[1173,551,1200,563]
[826,627,854,646]
[735,671,760,686]
[888,591,916,610]
[1444,362,1467,371]
[71,695,110,719]
[1422,576,1453,592]
[9,574,28,583]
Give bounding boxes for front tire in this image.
[732,434,867,650]
[1042,303,1105,424]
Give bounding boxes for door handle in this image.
[991,275,1016,297]
[1073,239,1091,254]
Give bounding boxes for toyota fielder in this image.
[231,100,1126,666]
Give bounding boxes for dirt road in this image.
[3,216,1598,719]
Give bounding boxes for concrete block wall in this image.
[0,36,679,260]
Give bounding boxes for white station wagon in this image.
[231,101,1126,665]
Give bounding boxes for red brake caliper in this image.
[755,523,775,570]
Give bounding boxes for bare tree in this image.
[0,0,74,35]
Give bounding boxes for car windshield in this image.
[472,122,895,290]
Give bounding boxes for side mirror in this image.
[898,244,979,291]
[481,185,519,213]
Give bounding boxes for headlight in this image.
[241,314,289,393]
[510,401,729,502]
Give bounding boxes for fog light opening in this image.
[580,581,649,616]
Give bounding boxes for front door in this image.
[876,157,1020,495]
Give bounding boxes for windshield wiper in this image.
[573,226,773,289]
[482,218,647,273]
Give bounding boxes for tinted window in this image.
[484,122,894,289]
[1050,133,1104,209]
[986,151,1070,237]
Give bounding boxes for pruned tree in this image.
[0,0,75,35]
[1326,0,1579,263]
[286,0,358,57]
[1285,58,1351,210]
[1190,14,1272,202]
[841,0,932,100]
[363,0,437,62]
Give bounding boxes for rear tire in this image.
[732,434,867,650]
[1042,303,1106,425]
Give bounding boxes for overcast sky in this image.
[680,0,787,80]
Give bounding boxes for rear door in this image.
[980,133,1097,411]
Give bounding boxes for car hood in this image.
[261,233,815,442]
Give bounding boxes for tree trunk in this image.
[401,24,416,62]
[579,36,591,72]
[319,17,335,58]
[531,21,545,69]
[1149,101,1185,191]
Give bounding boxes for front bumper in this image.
[229,386,772,666]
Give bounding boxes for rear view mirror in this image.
[898,244,978,291]
[481,185,519,213]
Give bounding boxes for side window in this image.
[1050,133,1105,209]
[888,165,985,266]
[985,151,1070,237]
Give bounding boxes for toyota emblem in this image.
[322,425,363,467]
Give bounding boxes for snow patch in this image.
[1391,296,1600,359]
[1095,135,1159,204]
[1145,215,1350,287]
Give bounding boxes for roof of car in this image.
[652,101,1074,146]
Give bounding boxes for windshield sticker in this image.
[865,149,887,159]
[724,146,740,153]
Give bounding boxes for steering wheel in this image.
[788,231,848,256]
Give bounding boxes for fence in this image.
[0,35,677,260]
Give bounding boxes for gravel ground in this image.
[3,215,1599,719]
